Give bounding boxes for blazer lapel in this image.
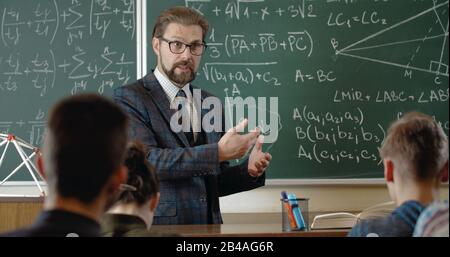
[142,72,190,147]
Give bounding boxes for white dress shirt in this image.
[154,67,200,136]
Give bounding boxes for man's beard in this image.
[162,60,196,86]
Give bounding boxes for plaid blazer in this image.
[113,72,265,224]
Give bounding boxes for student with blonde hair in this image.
[349,112,448,237]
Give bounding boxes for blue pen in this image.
[287,193,306,230]
[280,191,289,202]
[281,191,298,229]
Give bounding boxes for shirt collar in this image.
[154,67,191,102]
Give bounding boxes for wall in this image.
[0,200,42,233]
[219,184,449,214]
[1,183,448,213]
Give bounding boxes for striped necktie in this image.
[176,89,194,145]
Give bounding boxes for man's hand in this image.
[248,135,272,177]
[218,119,259,162]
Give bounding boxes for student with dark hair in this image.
[349,112,449,237]
[1,94,129,237]
[101,141,161,237]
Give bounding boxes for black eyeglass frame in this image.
[159,37,208,56]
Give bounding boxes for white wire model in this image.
[0,133,45,197]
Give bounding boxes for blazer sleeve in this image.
[217,158,266,197]
[114,85,220,181]
[215,102,266,196]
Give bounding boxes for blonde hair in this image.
[380,112,448,181]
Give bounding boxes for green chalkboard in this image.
[147,0,449,180]
[0,0,137,182]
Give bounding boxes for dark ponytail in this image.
[117,141,159,205]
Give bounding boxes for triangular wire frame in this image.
[0,133,46,197]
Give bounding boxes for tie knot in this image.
[175,90,188,112]
[176,89,187,98]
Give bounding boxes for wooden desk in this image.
[150,224,349,237]
[0,198,349,237]
[0,197,43,233]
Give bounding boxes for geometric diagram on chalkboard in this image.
[336,0,449,77]
[0,133,46,197]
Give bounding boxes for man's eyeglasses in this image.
[159,37,207,56]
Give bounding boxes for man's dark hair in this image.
[117,141,159,206]
[45,94,129,203]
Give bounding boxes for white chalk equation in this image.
[202,62,281,86]
[206,31,314,59]
[333,88,449,104]
[186,0,317,21]
[293,105,385,165]
[0,121,46,147]
[0,0,136,96]
[0,50,55,96]
[1,0,135,47]
[0,109,47,147]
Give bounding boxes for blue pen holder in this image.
[281,198,309,231]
